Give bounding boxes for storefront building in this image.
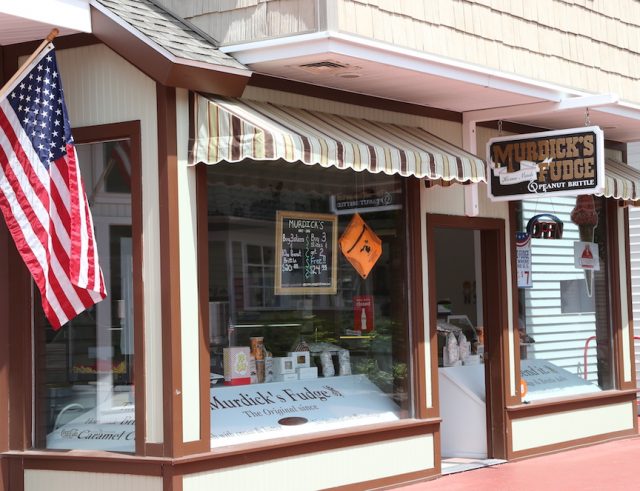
[1,1,640,490]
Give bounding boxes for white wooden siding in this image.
[627,142,640,402]
[155,0,319,45]
[521,197,603,382]
[183,434,434,490]
[158,0,640,105]
[336,0,640,104]
[25,471,162,491]
[55,45,164,443]
[511,400,635,452]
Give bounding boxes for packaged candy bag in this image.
[320,351,335,377]
[446,332,459,365]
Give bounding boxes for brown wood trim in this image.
[73,121,146,455]
[508,427,639,461]
[90,6,248,96]
[164,472,182,491]
[507,202,522,406]
[157,83,183,457]
[195,102,212,448]
[7,457,23,491]
[506,388,638,416]
[406,178,428,419]
[176,419,440,475]
[249,74,462,123]
[325,468,439,491]
[144,442,166,458]
[4,419,439,480]
[607,199,635,390]
[425,213,509,459]
[432,426,442,476]
[19,455,162,477]
[2,33,99,64]
[624,207,637,388]
[0,217,9,455]
[0,457,8,491]
[424,213,440,421]
[8,233,32,451]
[157,85,208,456]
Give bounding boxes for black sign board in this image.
[275,211,337,295]
[487,126,604,201]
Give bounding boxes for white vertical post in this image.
[462,114,479,217]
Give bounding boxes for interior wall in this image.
[433,228,477,325]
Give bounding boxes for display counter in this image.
[438,364,487,459]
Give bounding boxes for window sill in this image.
[185,417,441,467]
[5,418,441,475]
[506,388,638,415]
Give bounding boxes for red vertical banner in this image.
[353,295,374,333]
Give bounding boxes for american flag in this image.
[0,44,106,329]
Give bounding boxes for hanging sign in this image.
[275,211,338,295]
[574,241,600,271]
[339,213,382,279]
[352,295,374,334]
[516,232,532,288]
[487,126,604,201]
[330,190,402,215]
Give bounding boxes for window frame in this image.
[198,166,430,449]
[29,121,145,454]
[509,198,634,404]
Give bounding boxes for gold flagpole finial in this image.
[46,28,60,42]
[0,28,61,101]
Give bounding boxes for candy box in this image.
[287,351,311,369]
[272,356,296,375]
[223,347,251,386]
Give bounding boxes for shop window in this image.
[516,196,614,402]
[207,160,412,446]
[35,138,136,452]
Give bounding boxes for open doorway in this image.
[427,214,508,474]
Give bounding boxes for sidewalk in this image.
[392,433,640,491]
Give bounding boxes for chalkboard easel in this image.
[275,210,338,295]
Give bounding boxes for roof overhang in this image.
[89,1,250,96]
[222,31,640,143]
[0,1,91,45]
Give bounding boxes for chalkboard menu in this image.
[275,211,338,295]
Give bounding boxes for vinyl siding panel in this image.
[336,0,640,103]
[156,0,319,45]
[511,400,635,452]
[520,197,604,382]
[25,471,162,491]
[183,434,435,490]
[54,44,164,443]
[627,143,640,401]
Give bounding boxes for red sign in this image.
[353,296,374,333]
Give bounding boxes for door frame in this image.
[426,213,509,460]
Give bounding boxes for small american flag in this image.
[0,44,106,329]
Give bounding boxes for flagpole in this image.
[0,28,59,101]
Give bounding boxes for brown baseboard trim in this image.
[177,418,440,474]
[11,453,163,477]
[3,419,440,479]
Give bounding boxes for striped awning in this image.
[600,158,640,203]
[193,94,487,183]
